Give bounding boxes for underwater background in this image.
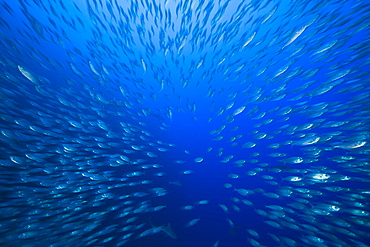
[0,0,370,246]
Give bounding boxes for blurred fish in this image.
[144,220,177,239]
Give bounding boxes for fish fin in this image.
[148,219,155,228]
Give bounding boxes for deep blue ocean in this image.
[0,0,369,246]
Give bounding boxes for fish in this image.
[185,218,200,227]
[146,220,177,239]
[0,0,369,246]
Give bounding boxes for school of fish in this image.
[0,0,369,246]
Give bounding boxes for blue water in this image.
[0,0,370,246]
